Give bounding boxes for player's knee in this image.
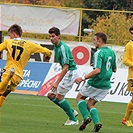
[55,94,64,101]
[76,93,83,102]
[47,93,55,99]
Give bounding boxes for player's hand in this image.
[75,77,83,84]
[44,55,51,62]
[51,82,58,89]
[90,63,94,66]
[51,87,57,92]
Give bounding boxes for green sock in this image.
[51,97,60,106]
[90,108,100,124]
[58,99,77,121]
[78,100,89,119]
[51,97,74,113]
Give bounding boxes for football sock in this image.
[58,99,77,121]
[0,96,5,107]
[51,97,60,106]
[78,100,89,119]
[90,107,100,125]
[2,89,11,97]
[51,97,74,113]
[124,100,133,120]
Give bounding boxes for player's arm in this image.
[52,64,68,88]
[0,41,7,51]
[31,42,52,59]
[75,50,101,84]
[75,68,100,84]
[43,55,51,62]
[83,68,100,79]
[52,46,70,88]
[123,42,133,67]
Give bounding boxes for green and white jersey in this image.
[54,40,77,70]
[87,46,116,90]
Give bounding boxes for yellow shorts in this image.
[127,80,133,93]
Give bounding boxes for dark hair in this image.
[48,27,60,36]
[8,24,22,37]
[129,25,133,32]
[95,32,107,43]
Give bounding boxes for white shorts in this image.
[79,82,109,102]
[50,86,69,96]
[51,69,80,96]
[59,69,80,90]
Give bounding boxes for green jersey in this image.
[54,40,77,70]
[87,47,116,90]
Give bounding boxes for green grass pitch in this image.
[0,93,133,133]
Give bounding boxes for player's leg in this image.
[0,88,11,107]
[47,89,62,106]
[48,70,79,125]
[76,92,92,130]
[48,87,78,125]
[0,68,15,95]
[122,80,133,126]
[122,96,133,126]
[0,68,15,107]
[58,70,79,125]
[48,91,76,113]
[87,88,108,132]
[48,91,78,116]
[88,99,100,123]
[56,88,78,125]
[0,73,21,107]
[88,99,102,132]
[47,91,78,117]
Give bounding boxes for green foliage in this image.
[91,12,132,45]
[3,0,133,10]
[82,12,132,45]
[61,0,83,8]
[3,0,83,7]
[82,0,132,10]
[81,0,133,39]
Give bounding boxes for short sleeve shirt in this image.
[54,40,77,70]
[87,47,116,89]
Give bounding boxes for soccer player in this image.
[75,32,117,132]
[122,25,133,127]
[0,24,52,107]
[47,27,79,125]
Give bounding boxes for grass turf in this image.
[0,93,133,133]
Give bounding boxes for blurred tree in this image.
[82,0,132,10]
[83,12,132,45]
[3,0,83,7]
[81,0,133,35]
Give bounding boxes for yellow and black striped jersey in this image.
[0,38,52,79]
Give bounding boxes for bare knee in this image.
[47,93,56,100]
[55,94,64,101]
[87,99,97,109]
[76,93,86,102]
